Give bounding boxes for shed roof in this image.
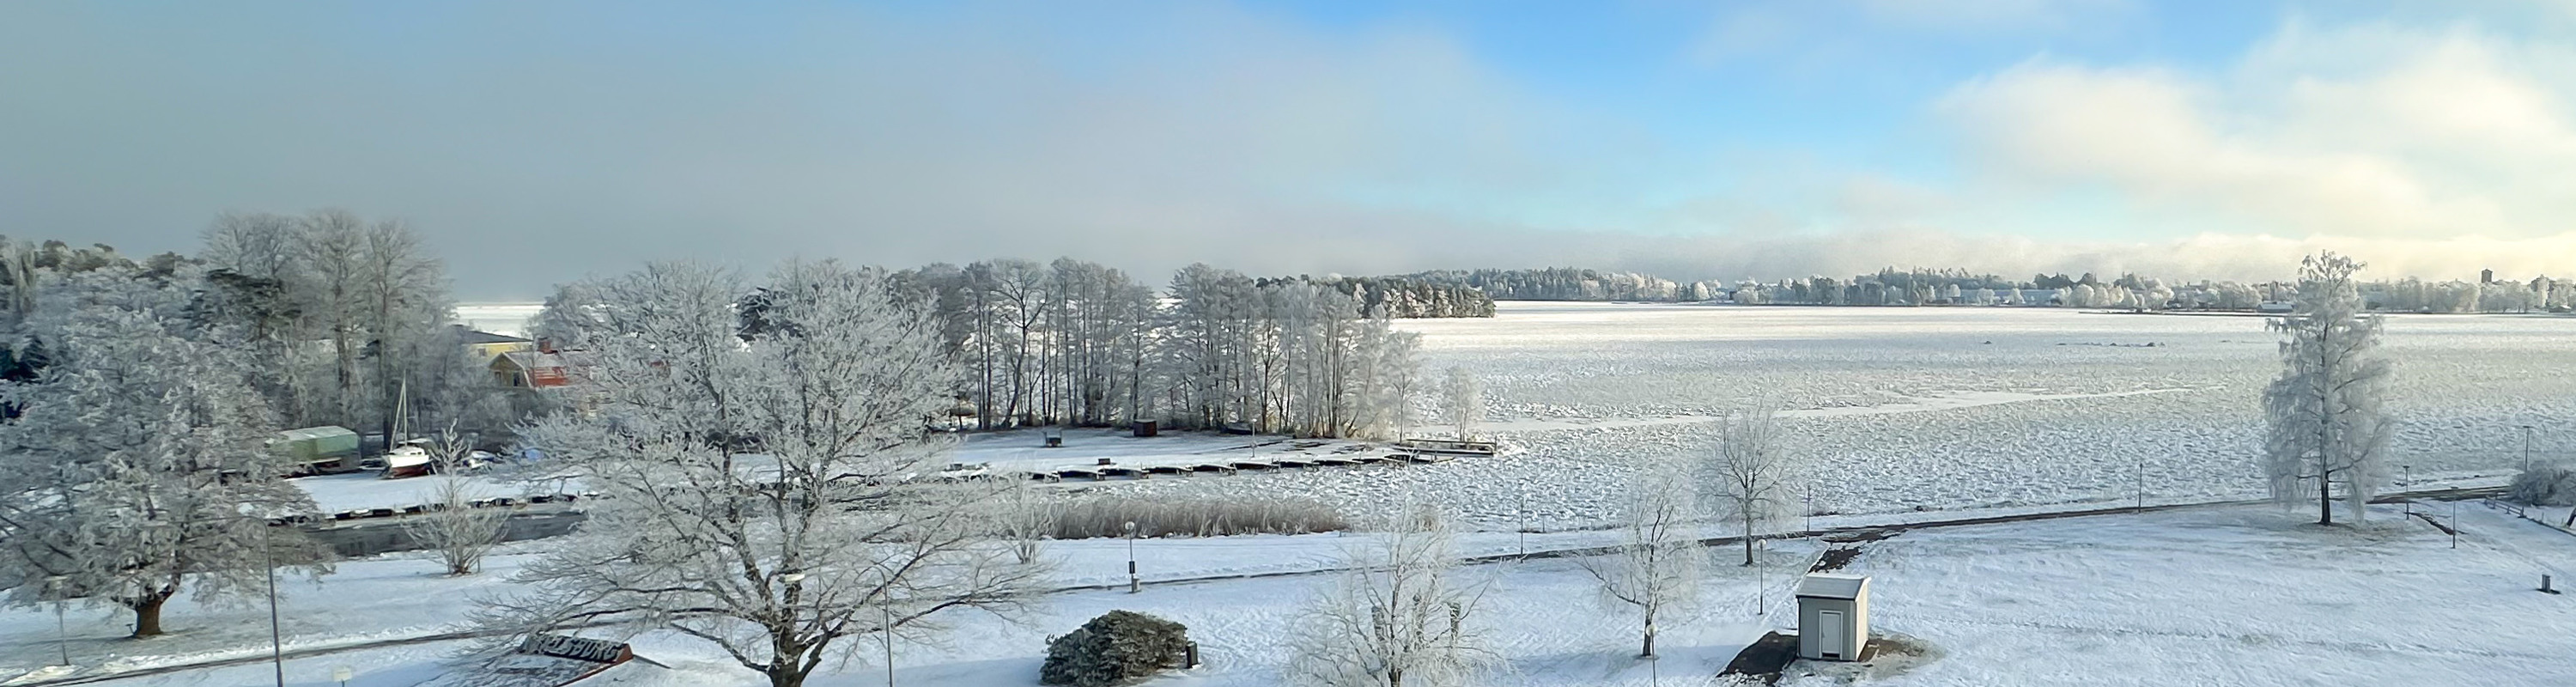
[1795,574,1868,599]
[277,426,357,441]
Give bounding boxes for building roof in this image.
[277,426,358,441]
[455,325,533,345]
[1795,574,1868,599]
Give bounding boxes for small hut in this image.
[1795,574,1870,661]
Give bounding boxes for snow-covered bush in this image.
[2508,464,2576,507]
[1053,495,1347,538]
[1039,611,1193,687]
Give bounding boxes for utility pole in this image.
[47,576,68,668]
[2523,425,2535,471]
[264,522,283,687]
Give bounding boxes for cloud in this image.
[1936,21,2576,243]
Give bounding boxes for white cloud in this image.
[1937,21,2576,246]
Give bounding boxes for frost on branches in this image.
[0,277,326,637]
[479,261,1046,687]
[1286,504,1492,687]
[1704,409,1801,566]
[1581,456,1702,659]
[2262,252,2393,526]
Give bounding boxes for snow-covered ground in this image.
[1795,502,2576,686]
[14,502,2575,686]
[0,526,1825,687]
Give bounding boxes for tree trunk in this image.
[1743,513,1758,566]
[2318,473,2334,526]
[1641,616,1657,658]
[131,595,168,637]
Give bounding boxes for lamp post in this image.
[46,575,69,668]
[2403,465,2413,515]
[1124,521,1139,593]
[2523,425,2536,471]
[265,523,283,687]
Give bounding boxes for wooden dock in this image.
[1024,449,1458,482]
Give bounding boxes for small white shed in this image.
[1795,574,1870,661]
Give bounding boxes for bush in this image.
[2509,464,2576,507]
[1040,611,1193,687]
[1052,495,1347,538]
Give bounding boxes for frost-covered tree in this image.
[1442,368,1482,442]
[1582,457,1702,658]
[483,260,1044,687]
[2263,252,2393,526]
[1285,505,1490,687]
[1705,409,1800,566]
[404,425,507,575]
[0,284,325,636]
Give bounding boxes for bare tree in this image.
[484,260,1046,687]
[405,424,507,575]
[991,478,1058,566]
[1582,457,1703,658]
[1285,504,1491,687]
[2263,252,2393,526]
[1705,409,1800,566]
[1442,367,1482,441]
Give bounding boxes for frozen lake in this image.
[1100,302,2576,528]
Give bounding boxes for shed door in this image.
[1818,610,1844,660]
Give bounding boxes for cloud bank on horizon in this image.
[4,0,2573,298]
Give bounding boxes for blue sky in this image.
[4,1,2574,297]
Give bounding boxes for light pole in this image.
[263,522,283,687]
[2403,465,2413,515]
[1124,521,1139,593]
[2523,425,2535,471]
[46,575,69,668]
[1516,479,1527,558]
[2136,453,2145,512]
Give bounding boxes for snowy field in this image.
[1087,303,2576,529]
[0,526,1821,687]
[1798,502,2576,686]
[12,502,2574,686]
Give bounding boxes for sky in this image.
[5,1,2576,299]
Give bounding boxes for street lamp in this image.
[2523,425,2536,471]
[1124,521,1139,593]
[46,575,69,668]
[2403,465,2413,515]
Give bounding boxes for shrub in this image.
[1052,495,1348,538]
[1040,611,1193,687]
[2509,463,2576,507]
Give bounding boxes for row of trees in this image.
[196,211,516,446]
[620,259,1445,439]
